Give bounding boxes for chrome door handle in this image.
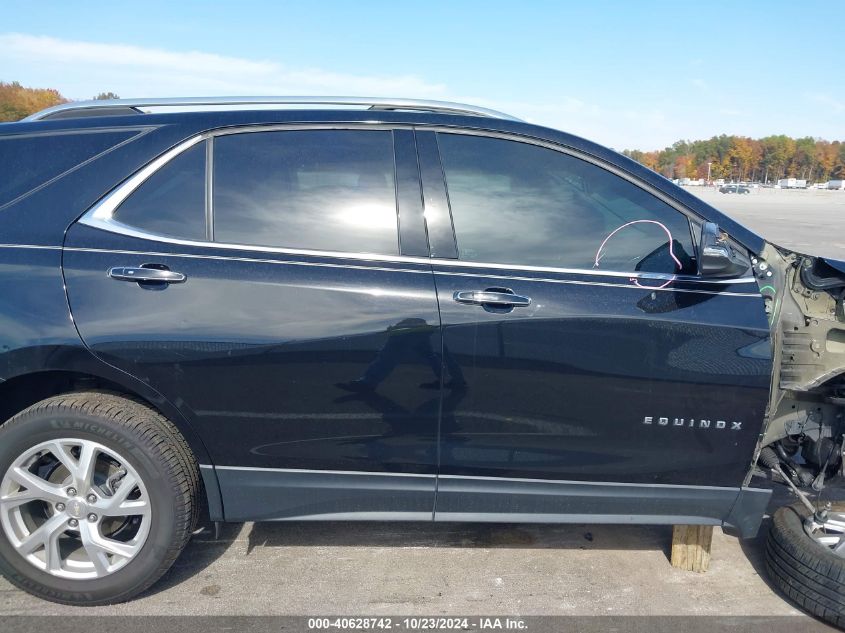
[108,267,187,284]
[453,289,531,307]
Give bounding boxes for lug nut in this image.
[67,487,77,497]
[87,494,97,503]
[56,502,66,512]
[87,513,98,523]
[68,518,79,528]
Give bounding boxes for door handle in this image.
[453,289,531,307]
[108,266,187,284]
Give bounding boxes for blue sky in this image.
[1,0,842,149]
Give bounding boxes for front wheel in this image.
[765,502,845,627]
[0,392,199,605]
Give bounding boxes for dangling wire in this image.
[593,219,682,289]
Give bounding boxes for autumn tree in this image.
[833,143,845,179]
[0,81,68,121]
[624,134,844,183]
[728,137,754,181]
[816,141,838,179]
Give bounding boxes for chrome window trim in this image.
[63,244,758,295]
[77,123,757,288]
[87,134,204,223]
[427,257,753,285]
[64,244,433,276]
[205,136,214,241]
[76,225,757,287]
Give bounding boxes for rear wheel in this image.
[765,502,845,628]
[0,392,198,605]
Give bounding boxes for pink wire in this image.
[593,219,682,289]
[631,277,674,289]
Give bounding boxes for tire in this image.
[765,503,845,628]
[0,391,199,605]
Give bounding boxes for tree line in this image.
[3,81,844,183]
[0,81,117,122]
[623,134,845,184]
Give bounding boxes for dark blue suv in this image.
[0,98,843,622]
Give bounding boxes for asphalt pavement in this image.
[694,186,845,259]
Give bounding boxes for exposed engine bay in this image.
[750,245,845,507]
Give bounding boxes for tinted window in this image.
[213,130,398,255]
[437,133,696,274]
[113,142,206,240]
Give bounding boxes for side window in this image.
[437,133,696,275]
[213,130,398,255]
[112,141,206,241]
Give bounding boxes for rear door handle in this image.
[453,289,531,307]
[108,266,187,284]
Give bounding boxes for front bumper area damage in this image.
[751,246,845,497]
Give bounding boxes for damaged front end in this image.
[750,245,845,506]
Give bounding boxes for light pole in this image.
[707,161,712,185]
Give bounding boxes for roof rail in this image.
[23,96,522,122]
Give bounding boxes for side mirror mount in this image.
[698,222,749,278]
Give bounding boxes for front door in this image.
[63,127,441,521]
[417,130,772,520]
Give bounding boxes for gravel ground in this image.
[1,189,844,622]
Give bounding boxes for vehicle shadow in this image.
[144,519,674,597]
[245,520,674,553]
[148,480,845,600]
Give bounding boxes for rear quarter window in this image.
[112,141,207,240]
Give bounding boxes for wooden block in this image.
[671,525,713,572]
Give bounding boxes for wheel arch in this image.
[0,368,223,521]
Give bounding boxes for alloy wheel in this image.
[0,438,151,579]
[804,510,845,557]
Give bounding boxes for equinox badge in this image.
[643,416,742,430]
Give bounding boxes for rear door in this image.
[417,130,772,521]
[63,126,442,521]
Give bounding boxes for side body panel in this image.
[0,246,76,378]
[417,129,774,534]
[0,110,777,534]
[62,228,442,519]
[432,264,772,487]
[0,245,224,518]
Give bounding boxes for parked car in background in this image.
[719,184,751,194]
[0,97,843,626]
